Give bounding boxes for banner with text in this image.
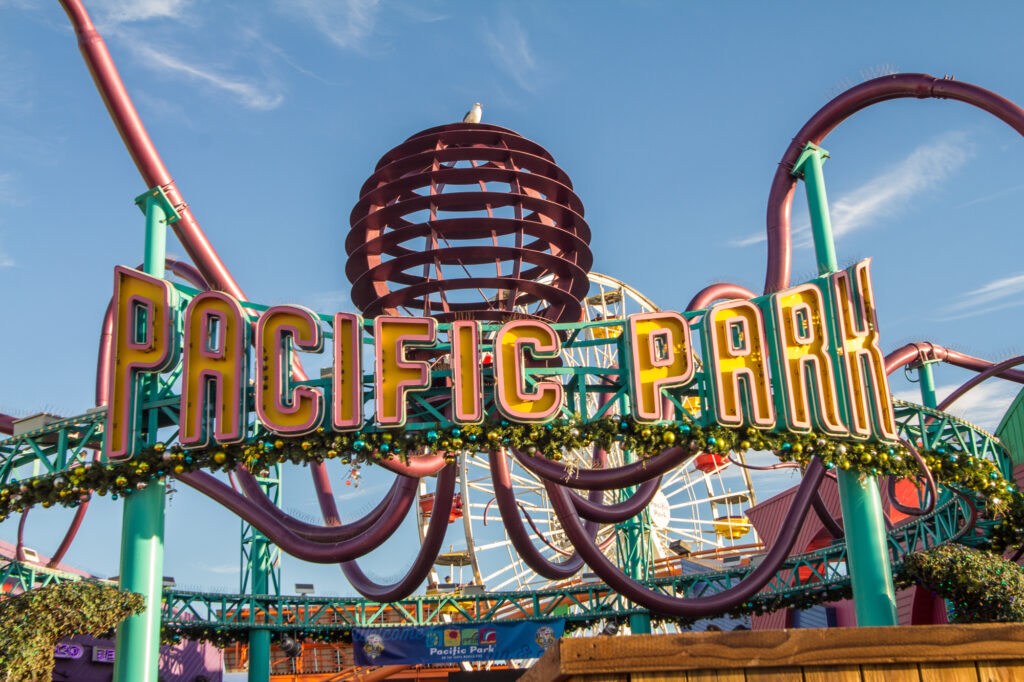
[352,620,565,665]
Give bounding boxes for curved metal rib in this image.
[340,463,458,602]
[176,470,416,562]
[545,458,827,617]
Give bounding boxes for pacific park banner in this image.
[352,620,565,665]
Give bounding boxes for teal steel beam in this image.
[793,143,898,627]
[918,362,938,410]
[113,187,179,682]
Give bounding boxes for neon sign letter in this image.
[831,260,898,441]
[105,266,180,460]
[703,299,776,429]
[494,320,563,423]
[332,313,365,431]
[255,305,324,435]
[769,283,847,436]
[374,317,436,427]
[451,320,484,424]
[627,312,695,422]
[179,292,250,447]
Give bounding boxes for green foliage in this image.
[0,580,144,681]
[898,544,1024,623]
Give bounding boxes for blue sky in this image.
[2,0,1024,595]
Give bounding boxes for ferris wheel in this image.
[418,272,761,595]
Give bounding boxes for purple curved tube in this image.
[886,440,937,518]
[61,1,353,552]
[176,470,417,562]
[727,455,800,471]
[489,448,591,579]
[510,444,690,491]
[810,490,844,539]
[236,468,409,542]
[569,476,662,523]
[686,283,756,311]
[884,342,1024,384]
[340,463,457,602]
[375,452,449,478]
[937,355,1024,412]
[765,74,1024,294]
[15,510,29,562]
[545,458,827,617]
[45,502,91,568]
[60,0,250,303]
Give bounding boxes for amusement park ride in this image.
[4,2,1024,681]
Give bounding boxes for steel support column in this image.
[113,189,174,681]
[794,143,898,627]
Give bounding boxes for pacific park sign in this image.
[105,258,897,461]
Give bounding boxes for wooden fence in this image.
[522,623,1024,681]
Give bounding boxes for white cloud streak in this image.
[90,0,191,27]
[482,15,540,93]
[285,0,380,52]
[128,43,284,110]
[939,271,1024,320]
[730,132,971,248]
[957,182,1024,209]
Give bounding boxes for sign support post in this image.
[243,466,281,682]
[793,143,899,627]
[113,188,178,682]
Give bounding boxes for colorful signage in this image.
[104,259,896,459]
[352,620,564,665]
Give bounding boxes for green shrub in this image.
[0,580,144,681]
[899,544,1024,623]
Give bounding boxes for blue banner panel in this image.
[353,620,565,666]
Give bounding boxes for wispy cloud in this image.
[90,0,191,27]
[730,132,971,247]
[283,0,380,52]
[0,173,23,208]
[939,271,1024,320]
[127,43,284,110]
[482,14,540,93]
[957,182,1024,209]
[894,381,1019,432]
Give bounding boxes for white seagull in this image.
[463,102,482,123]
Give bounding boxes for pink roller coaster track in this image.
[25,0,1023,612]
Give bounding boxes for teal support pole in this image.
[248,536,272,682]
[113,189,177,682]
[616,448,651,634]
[918,362,938,409]
[248,535,271,681]
[242,466,280,680]
[248,629,272,681]
[793,144,898,627]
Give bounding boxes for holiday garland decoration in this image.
[897,544,1024,623]
[0,415,1019,539]
[0,580,144,680]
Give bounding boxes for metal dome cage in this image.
[346,123,593,323]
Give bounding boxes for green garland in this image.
[0,580,144,680]
[1,416,1019,534]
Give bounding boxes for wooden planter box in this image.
[522,623,1024,682]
